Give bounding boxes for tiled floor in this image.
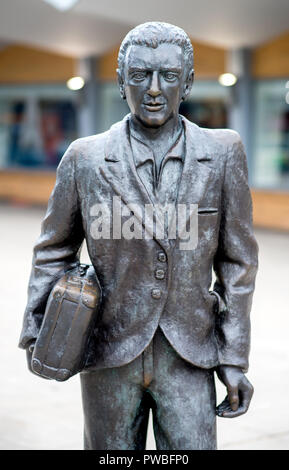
[0,204,289,450]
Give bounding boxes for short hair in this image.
[118,22,194,76]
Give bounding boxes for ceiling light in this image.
[67,76,85,91]
[218,73,237,87]
[42,0,79,11]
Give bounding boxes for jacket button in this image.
[155,269,165,280]
[158,252,167,262]
[151,288,162,299]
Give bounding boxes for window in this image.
[253,80,289,190]
[0,85,78,169]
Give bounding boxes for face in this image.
[119,43,193,128]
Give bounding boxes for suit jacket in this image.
[19,114,258,372]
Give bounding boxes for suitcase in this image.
[32,264,101,381]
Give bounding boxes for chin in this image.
[138,113,168,128]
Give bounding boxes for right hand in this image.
[25,341,50,379]
[25,340,36,375]
[216,365,254,418]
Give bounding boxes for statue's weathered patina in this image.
[19,22,258,450]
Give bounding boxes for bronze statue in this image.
[19,22,258,450]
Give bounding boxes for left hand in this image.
[216,365,254,418]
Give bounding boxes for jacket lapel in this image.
[165,117,216,250]
[99,115,171,251]
[177,117,214,207]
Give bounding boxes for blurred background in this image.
[0,0,289,450]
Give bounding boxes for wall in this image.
[252,190,289,231]
[252,31,289,78]
[0,170,55,205]
[0,45,76,83]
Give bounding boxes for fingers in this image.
[228,385,239,412]
[216,379,254,418]
[218,403,247,418]
[216,395,244,418]
[25,348,34,374]
[216,395,230,416]
[239,378,254,413]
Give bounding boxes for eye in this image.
[163,71,178,81]
[131,71,147,81]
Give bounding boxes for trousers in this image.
[80,327,217,450]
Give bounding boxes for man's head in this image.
[117,22,194,128]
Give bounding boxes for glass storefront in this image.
[253,79,289,190]
[181,81,229,129]
[4,78,289,193]
[0,85,78,169]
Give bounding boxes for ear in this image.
[117,69,126,100]
[182,69,194,101]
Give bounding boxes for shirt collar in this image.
[129,118,185,168]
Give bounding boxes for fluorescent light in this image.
[218,73,237,87]
[67,76,85,90]
[42,0,79,11]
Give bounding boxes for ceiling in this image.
[0,0,289,57]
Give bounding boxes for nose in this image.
[147,71,161,97]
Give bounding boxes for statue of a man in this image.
[19,22,258,450]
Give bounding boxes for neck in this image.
[130,114,182,144]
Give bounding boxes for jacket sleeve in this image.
[213,131,258,372]
[18,141,85,349]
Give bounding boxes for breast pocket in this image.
[197,208,220,247]
[198,208,219,215]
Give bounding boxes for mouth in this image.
[143,103,165,112]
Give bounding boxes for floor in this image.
[0,204,289,450]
